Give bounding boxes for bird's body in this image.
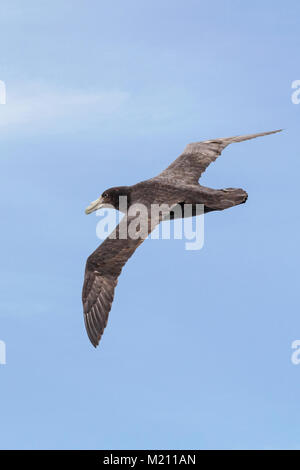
[132,179,248,214]
[83,129,282,347]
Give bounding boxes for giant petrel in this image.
[83,129,281,347]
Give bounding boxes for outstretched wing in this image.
[82,214,154,347]
[158,130,282,185]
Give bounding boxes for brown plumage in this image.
[83,129,282,347]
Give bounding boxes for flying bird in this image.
[83,129,282,347]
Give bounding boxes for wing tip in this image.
[88,332,100,348]
[230,128,284,143]
[202,128,284,146]
[259,128,283,136]
[84,314,101,348]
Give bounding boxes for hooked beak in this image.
[85,196,105,215]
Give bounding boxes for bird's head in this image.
[85,186,131,214]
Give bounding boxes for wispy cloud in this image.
[0,81,130,136]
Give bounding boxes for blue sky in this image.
[0,0,300,450]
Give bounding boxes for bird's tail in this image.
[204,187,248,213]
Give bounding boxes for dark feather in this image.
[82,129,282,347]
[82,215,153,347]
[157,129,282,185]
